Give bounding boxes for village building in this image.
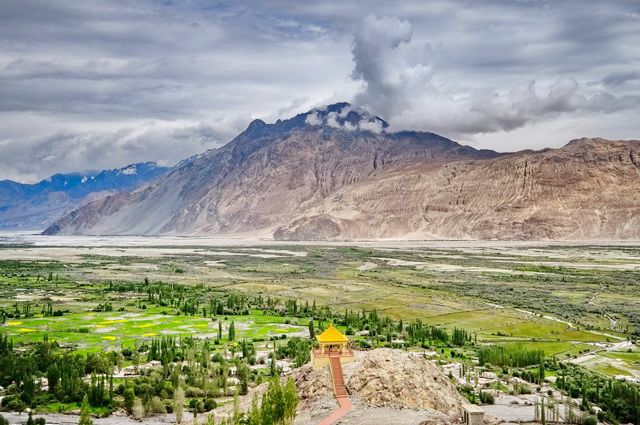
[461,402,484,425]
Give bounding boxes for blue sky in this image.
[1,1,638,181]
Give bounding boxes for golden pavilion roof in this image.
[316,324,348,343]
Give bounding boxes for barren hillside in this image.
[44,104,640,240]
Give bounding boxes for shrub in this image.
[149,396,166,414]
[583,416,597,425]
[5,398,24,412]
[203,398,217,411]
[132,399,146,420]
[479,391,495,404]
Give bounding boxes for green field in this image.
[2,309,305,353]
[1,242,639,377]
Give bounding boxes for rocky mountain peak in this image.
[237,102,391,142]
[245,118,268,133]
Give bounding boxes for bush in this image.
[0,396,13,407]
[479,391,495,404]
[148,396,166,414]
[583,416,597,425]
[5,398,24,412]
[132,399,146,420]
[203,398,217,411]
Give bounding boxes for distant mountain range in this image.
[44,103,640,240]
[0,162,170,230]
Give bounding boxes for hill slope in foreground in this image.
[44,103,640,240]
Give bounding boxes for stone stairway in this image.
[329,355,347,398]
[318,356,352,425]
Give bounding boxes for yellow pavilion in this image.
[311,324,354,368]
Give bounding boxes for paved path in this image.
[318,396,353,425]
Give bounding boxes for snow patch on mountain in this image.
[121,165,137,175]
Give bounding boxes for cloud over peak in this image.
[304,103,388,134]
[0,1,638,180]
[350,14,640,138]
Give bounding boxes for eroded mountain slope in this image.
[44,104,640,240]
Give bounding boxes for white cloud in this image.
[0,120,239,183]
[358,118,383,134]
[1,1,639,179]
[325,112,342,129]
[351,15,640,139]
[304,111,322,126]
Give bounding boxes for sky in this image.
[0,0,639,182]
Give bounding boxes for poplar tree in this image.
[79,395,94,425]
[174,386,185,424]
[308,320,315,339]
[228,321,235,341]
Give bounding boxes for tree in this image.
[132,398,145,420]
[237,363,249,395]
[284,377,298,423]
[259,378,298,425]
[123,387,135,414]
[248,394,260,425]
[308,320,315,339]
[270,350,277,376]
[218,321,222,340]
[228,321,235,341]
[206,413,216,425]
[174,386,185,424]
[79,395,94,425]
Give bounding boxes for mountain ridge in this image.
[0,162,170,230]
[43,104,640,240]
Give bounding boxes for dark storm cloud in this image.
[0,0,638,181]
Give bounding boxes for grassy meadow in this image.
[1,242,639,379]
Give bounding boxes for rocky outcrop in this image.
[344,349,462,415]
[294,363,336,407]
[294,349,463,416]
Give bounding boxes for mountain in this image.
[43,103,640,240]
[0,162,170,230]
